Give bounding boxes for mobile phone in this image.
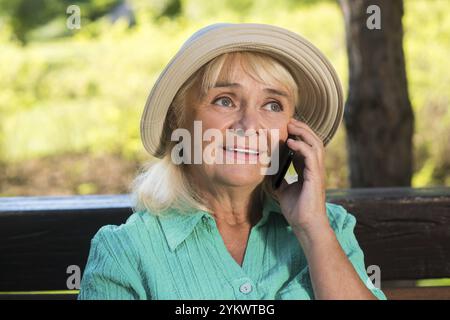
[272,134,304,189]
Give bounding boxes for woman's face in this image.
[183,59,295,190]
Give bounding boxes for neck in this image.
[187,171,264,228]
[204,186,263,227]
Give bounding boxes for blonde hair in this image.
[130,51,299,215]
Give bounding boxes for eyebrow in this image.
[213,81,289,97]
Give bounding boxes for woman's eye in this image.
[213,97,234,108]
[262,102,283,112]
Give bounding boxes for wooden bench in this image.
[0,187,449,300]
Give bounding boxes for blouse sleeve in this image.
[77,225,145,300]
[327,203,388,300]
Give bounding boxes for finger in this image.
[287,123,323,151]
[289,118,324,147]
[286,137,319,173]
[289,119,323,147]
[287,122,325,166]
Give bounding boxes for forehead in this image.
[215,53,289,90]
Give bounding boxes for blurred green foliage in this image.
[0,0,121,43]
[417,278,450,287]
[0,0,448,188]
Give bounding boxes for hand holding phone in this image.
[272,134,304,190]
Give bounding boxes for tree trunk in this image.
[339,0,414,187]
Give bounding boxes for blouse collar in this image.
[157,195,287,252]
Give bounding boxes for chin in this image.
[214,164,264,187]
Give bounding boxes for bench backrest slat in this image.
[1,187,449,299]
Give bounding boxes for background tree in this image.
[338,0,414,187]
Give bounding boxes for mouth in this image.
[222,145,260,155]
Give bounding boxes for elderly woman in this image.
[78,23,386,300]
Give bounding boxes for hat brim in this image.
[140,23,344,158]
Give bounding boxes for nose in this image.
[227,107,263,152]
[231,106,260,135]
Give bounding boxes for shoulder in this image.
[90,210,163,263]
[324,202,357,234]
[79,211,161,299]
[324,202,363,254]
[93,210,158,238]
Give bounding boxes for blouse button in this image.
[239,282,253,294]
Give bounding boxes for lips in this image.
[223,145,259,155]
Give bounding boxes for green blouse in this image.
[77,196,387,300]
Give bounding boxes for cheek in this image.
[266,119,289,143]
[202,118,227,133]
[263,120,290,157]
[194,107,233,130]
[278,125,289,141]
[197,112,237,150]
